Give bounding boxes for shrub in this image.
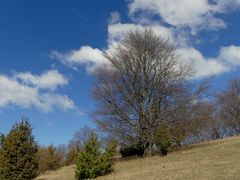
[154,125,172,156]
[65,147,79,166]
[0,119,39,180]
[38,145,63,173]
[0,134,4,148]
[120,144,144,157]
[105,141,117,158]
[75,133,116,179]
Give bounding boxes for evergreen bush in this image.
[75,133,116,179]
[0,119,39,180]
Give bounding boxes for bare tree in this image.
[92,29,208,155]
[65,126,98,165]
[217,78,240,135]
[168,102,206,146]
[179,101,222,144]
[68,126,96,151]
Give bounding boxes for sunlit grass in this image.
[36,136,240,180]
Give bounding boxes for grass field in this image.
[36,136,240,180]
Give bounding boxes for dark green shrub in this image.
[120,144,144,157]
[105,141,117,158]
[0,119,39,180]
[75,133,116,179]
[154,124,172,156]
[0,134,4,148]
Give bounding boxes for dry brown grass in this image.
[36,165,76,180]
[36,136,240,180]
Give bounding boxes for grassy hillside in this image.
[36,136,240,180]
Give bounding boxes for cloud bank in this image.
[52,0,240,79]
[0,70,75,112]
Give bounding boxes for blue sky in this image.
[0,0,240,146]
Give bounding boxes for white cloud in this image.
[53,0,240,79]
[128,0,240,34]
[0,75,39,108]
[179,48,228,78]
[108,23,174,44]
[38,93,75,112]
[51,46,108,73]
[216,0,240,11]
[0,71,75,112]
[179,45,240,79]
[109,11,121,24]
[15,70,68,91]
[219,45,240,66]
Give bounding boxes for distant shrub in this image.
[75,133,116,179]
[0,119,39,180]
[65,147,79,166]
[38,145,63,173]
[154,124,172,156]
[120,144,144,157]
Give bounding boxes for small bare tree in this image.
[66,126,98,165]
[68,126,96,151]
[218,78,240,135]
[177,101,221,144]
[92,29,208,155]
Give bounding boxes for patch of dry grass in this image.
[36,165,76,180]
[36,136,240,180]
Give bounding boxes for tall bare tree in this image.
[92,29,208,155]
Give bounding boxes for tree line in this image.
[0,29,240,179]
[0,121,116,179]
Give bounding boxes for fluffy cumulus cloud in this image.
[15,70,68,91]
[179,45,240,78]
[53,0,240,79]
[128,0,240,33]
[179,48,228,78]
[0,70,75,112]
[108,23,174,44]
[218,46,240,66]
[51,46,107,73]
